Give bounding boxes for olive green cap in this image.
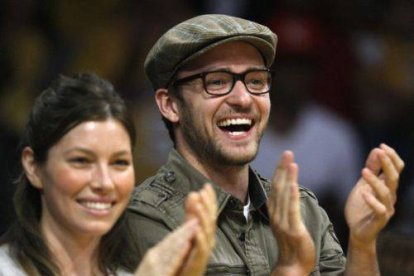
[144,14,278,89]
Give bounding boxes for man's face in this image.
[174,41,271,167]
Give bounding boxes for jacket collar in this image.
[165,149,270,219]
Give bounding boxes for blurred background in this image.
[1,0,413,273]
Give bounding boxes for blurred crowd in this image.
[1,0,414,271]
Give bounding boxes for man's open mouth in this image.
[217,118,253,135]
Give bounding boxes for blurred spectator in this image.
[351,0,414,230]
[0,124,19,235]
[393,182,414,235]
[0,0,49,234]
[192,0,276,21]
[377,232,414,275]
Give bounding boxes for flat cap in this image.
[144,14,278,89]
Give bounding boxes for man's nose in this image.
[225,80,253,107]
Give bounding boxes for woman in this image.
[0,73,217,275]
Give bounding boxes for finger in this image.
[188,189,215,239]
[176,237,206,276]
[365,148,382,174]
[200,183,218,223]
[194,195,216,248]
[276,166,289,227]
[362,191,390,220]
[162,219,198,249]
[277,151,295,228]
[282,150,295,167]
[287,163,301,228]
[378,151,400,194]
[269,151,294,228]
[270,156,287,194]
[268,157,286,218]
[270,151,294,191]
[194,225,209,255]
[170,221,211,276]
[181,222,211,275]
[149,220,199,275]
[380,143,405,173]
[362,168,393,208]
[185,192,199,221]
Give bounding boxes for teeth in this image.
[83,202,112,210]
[229,131,245,136]
[218,118,252,127]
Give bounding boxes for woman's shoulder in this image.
[0,244,27,275]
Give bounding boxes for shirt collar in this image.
[165,149,270,219]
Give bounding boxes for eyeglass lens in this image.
[204,70,271,95]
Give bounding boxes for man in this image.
[127,14,404,275]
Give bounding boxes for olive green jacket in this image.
[126,149,346,275]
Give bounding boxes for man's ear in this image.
[155,88,180,123]
[21,147,43,189]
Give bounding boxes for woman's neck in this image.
[41,219,104,275]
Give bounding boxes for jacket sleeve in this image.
[124,182,185,269]
[124,208,173,267]
[299,187,346,276]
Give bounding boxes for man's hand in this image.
[134,219,199,276]
[179,183,218,276]
[345,143,404,247]
[345,143,404,275]
[268,151,316,276]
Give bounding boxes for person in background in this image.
[0,73,217,275]
[126,14,404,275]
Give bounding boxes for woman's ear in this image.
[21,147,43,189]
[155,88,180,123]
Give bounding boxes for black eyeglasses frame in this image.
[171,68,274,96]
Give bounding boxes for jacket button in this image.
[164,171,176,183]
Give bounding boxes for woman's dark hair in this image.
[0,73,137,275]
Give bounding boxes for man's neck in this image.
[178,148,250,203]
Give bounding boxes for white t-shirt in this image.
[0,244,26,276]
[0,244,133,276]
[243,194,251,221]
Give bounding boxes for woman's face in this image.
[33,119,134,239]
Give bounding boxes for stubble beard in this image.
[180,110,263,168]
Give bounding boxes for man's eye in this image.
[249,79,265,85]
[207,78,227,86]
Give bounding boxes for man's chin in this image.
[218,150,257,167]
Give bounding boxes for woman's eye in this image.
[113,159,130,167]
[69,157,90,164]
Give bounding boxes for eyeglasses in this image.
[171,69,273,96]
